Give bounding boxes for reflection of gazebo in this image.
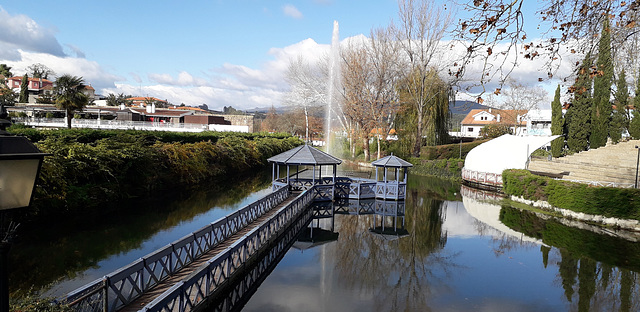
[371,155,413,200]
[267,145,342,199]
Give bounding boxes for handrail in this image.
[139,187,315,312]
[65,186,290,312]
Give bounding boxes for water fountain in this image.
[326,20,340,156]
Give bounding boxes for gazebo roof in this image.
[371,155,413,168]
[267,144,342,165]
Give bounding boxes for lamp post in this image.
[0,103,48,312]
[634,145,640,188]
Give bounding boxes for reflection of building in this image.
[460,185,544,245]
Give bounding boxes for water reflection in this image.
[245,177,640,312]
[10,170,273,297]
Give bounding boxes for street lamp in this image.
[0,104,48,312]
[635,145,639,189]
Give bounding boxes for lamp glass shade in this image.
[0,158,41,210]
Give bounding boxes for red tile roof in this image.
[461,109,527,126]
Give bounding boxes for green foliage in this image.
[629,111,640,139]
[567,54,593,152]
[409,158,464,180]
[479,124,512,138]
[611,69,629,144]
[503,169,640,220]
[7,128,302,216]
[591,17,613,149]
[551,85,565,157]
[19,74,29,103]
[54,75,89,129]
[10,292,72,312]
[419,139,487,160]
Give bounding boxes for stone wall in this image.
[213,114,254,132]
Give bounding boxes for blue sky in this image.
[0,1,573,110]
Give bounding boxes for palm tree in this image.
[54,74,88,129]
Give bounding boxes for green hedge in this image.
[409,158,464,180]
[8,127,302,216]
[502,169,640,220]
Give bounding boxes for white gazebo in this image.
[371,154,413,200]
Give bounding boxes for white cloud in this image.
[283,5,303,19]
[5,50,122,88]
[0,7,65,58]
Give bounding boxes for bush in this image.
[420,139,488,160]
[409,158,464,180]
[7,128,303,216]
[502,169,640,220]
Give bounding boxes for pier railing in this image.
[139,187,316,312]
[65,186,290,312]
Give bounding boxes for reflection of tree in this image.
[10,171,272,296]
[577,258,597,312]
[501,205,640,310]
[332,187,460,311]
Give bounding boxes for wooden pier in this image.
[65,186,313,312]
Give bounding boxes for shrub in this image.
[502,169,640,220]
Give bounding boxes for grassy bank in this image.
[409,158,464,181]
[8,126,302,218]
[502,169,640,221]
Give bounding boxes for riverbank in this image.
[7,126,302,220]
[502,169,640,229]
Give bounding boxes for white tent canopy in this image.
[464,134,560,175]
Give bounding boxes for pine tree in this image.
[19,74,28,103]
[611,70,629,143]
[551,85,564,157]
[590,18,613,149]
[567,54,593,152]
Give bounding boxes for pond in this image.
[9,171,640,311]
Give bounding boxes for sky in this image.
[0,1,574,111]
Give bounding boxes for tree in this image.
[392,0,452,157]
[590,18,614,149]
[0,87,16,107]
[19,74,29,103]
[0,64,12,79]
[566,54,593,152]
[480,124,511,138]
[106,93,132,107]
[284,57,325,143]
[551,85,564,157]
[28,63,55,80]
[497,80,547,132]
[630,73,640,139]
[451,0,639,94]
[611,70,630,143]
[54,75,89,129]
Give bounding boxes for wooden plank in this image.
[118,192,300,312]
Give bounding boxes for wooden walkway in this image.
[119,192,300,312]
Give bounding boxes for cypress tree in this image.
[567,54,593,152]
[629,73,640,139]
[551,85,564,157]
[590,18,613,149]
[19,74,28,103]
[611,70,629,143]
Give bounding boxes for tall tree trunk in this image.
[377,135,381,159]
[66,108,72,129]
[413,113,423,157]
[363,135,370,162]
[304,106,309,143]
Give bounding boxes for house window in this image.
[468,127,473,132]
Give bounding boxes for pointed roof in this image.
[371,155,413,168]
[267,144,342,165]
